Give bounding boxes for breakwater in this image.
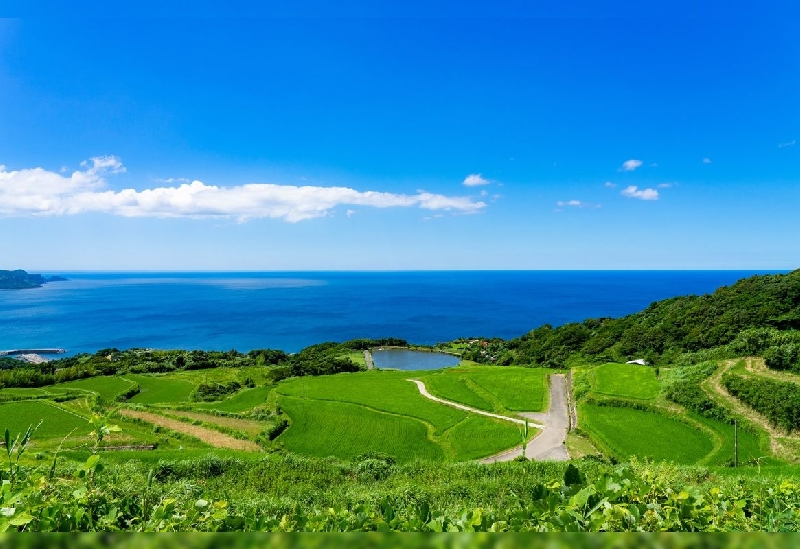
[0,348,66,357]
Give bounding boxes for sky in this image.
[0,3,798,270]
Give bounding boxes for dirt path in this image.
[407,379,539,427]
[702,358,800,460]
[481,374,570,463]
[118,409,261,451]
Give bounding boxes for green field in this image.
[276,370,523,461]
[0,400,91,439]
[580,403,714,464]
[440,415,525,460]
[420,366,548,412]
[277,371,467,434]
[421,374,494,410]
[0,387,51,398]
[689,413,772,466]
[48,375,137,400]
[125,374,195,404]
[193,386,272,413]
[592,363,661,400]
[278,396,444,462]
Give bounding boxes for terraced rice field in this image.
[277,371,466,434]
[689,413,771,466]
[592,363,661,400]
[278,396,444,462]
[193,386,272,413]
[124,374,195,404]
[165,410,265,437]
[580,403,714,464]
[118,409,261,451]
[0,400,91,439]
[275,370,521,461]
[420,366,548,412]
[48,376,137,400]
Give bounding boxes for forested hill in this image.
[460,269,800,367]
[0,269,66,289]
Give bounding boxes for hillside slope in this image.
[460,269,800,366]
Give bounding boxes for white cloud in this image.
[702,157,712,164]
[479,189,488,197]
[346,209,356,218]
[0,157,487,222]
[649,162,658,167]
[604,182,617,188]
[621,186,659,201]
[779,140,796,148]
[156,177,191,184]
[556,200,600,209]
[657,182,675,188]
[619,159,643,172]
[462,173,490,186]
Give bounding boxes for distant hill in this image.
[0,269,67,290]
[460,268,800,366]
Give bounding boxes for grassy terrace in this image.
[275,369,523,461]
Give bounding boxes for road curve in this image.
[407,379,542,428]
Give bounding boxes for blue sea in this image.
[0,271,787,356]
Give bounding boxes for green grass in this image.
[580,403,714,464]
[193,386,273,413]
[276,370,524,461]
[421,375,494,411]
[592,363,661,400]
[277,371,466,434]
[0,400,91,439]
[0,387,50,398]
[48,376,137,400]
[421,366,548,412]
[440,415,525,460]
[342,351,367,367]
[689,413,777,467]
[277,395,444,462]
[125,374,195,404]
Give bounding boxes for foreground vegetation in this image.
[4,425,800,532]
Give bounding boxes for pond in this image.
[370,349,460,371]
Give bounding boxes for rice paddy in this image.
[124,374,196,404]
[48,375,138,400]
[278,396,444,462]
[591,363,661,400]
[419,366,548,412]
[580,403,714,464]
[193,386,272,413]
[0,400,91,439]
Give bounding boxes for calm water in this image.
[0,271,786,355]
[371,349,461,371]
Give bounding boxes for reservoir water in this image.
[371,349,461,371]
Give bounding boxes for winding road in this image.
[408,374,570,462]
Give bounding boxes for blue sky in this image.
[0,4,798,270]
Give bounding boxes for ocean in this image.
[0,271,786,356]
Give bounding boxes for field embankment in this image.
[118,409,261,451]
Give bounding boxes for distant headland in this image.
[0,269,67,290]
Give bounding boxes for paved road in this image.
[408,379,541,427]
[364,350,374,370]
[481,374,570,463]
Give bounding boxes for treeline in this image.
[722,372,800,432]
[0,338,408,390]
[458,269,800,367]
